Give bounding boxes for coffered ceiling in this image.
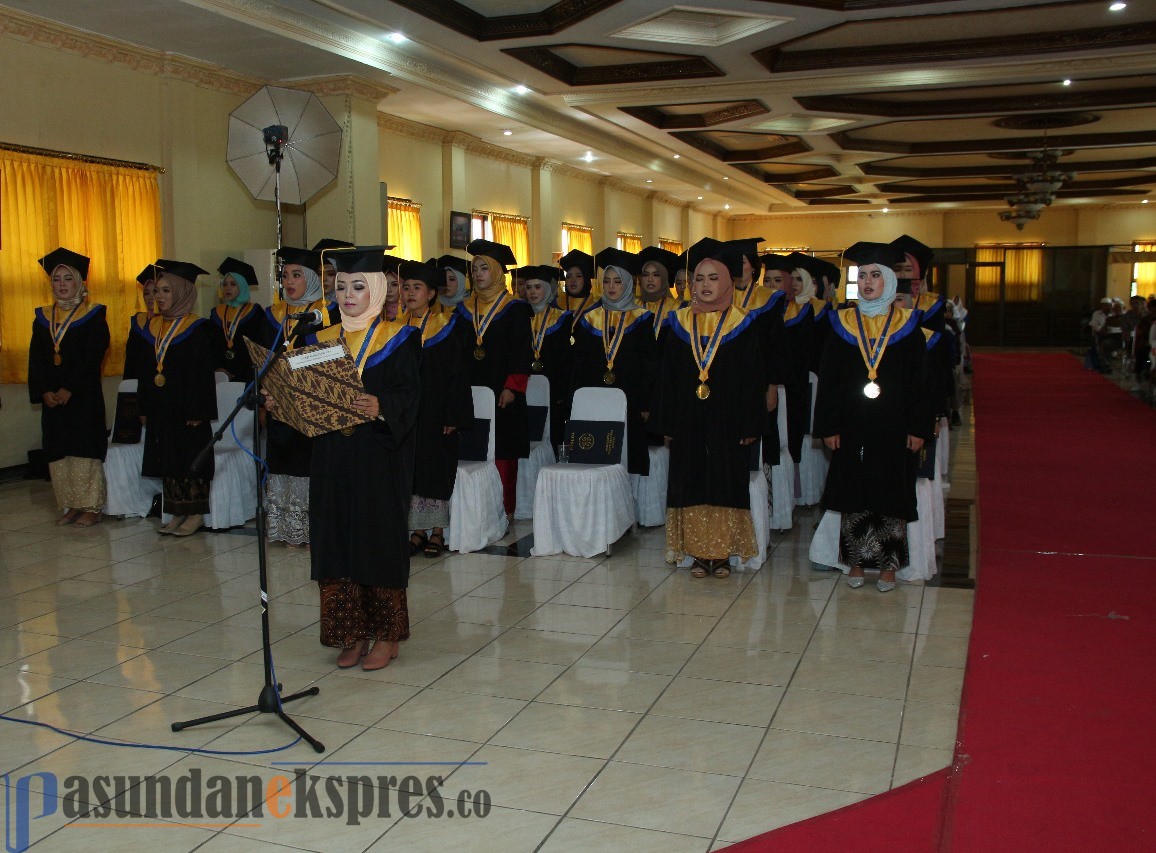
[8,0,1156,218]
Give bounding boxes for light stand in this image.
[172,123,323,753]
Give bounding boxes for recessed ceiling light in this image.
[1110,2,1127,11]
[583,151,595,163]
[673,154,680,159]
[1062,78,1072,86]
[386,32,406,43]
[1143,199,1149,204]
[882,207,890,213]
[645,179,653,183]
[724,204,731,210]
[697,196,704,200]
[723,176,729,181]
[514,85,531,95]
[502,129,513,136]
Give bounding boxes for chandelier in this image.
[1000,148,1076,230]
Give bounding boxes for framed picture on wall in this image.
[449,210,470,249]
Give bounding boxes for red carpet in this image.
[727,353,1156,851]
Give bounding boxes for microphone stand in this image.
[172,136,324,753]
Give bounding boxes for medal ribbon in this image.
[691,308,731,383]
[219,304,249,349]
[341,316,383,378]
[408,310,432,342]
[568,293,590,339]
[738,284,757,310]
[50,302,84,358]
[154,315,189,376]
[471,292,509,347]
[531,309,551,360]
[601,308,629,371]
[852,305,897,382]
[651,297,671,338]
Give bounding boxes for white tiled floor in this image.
[0,480,972,851]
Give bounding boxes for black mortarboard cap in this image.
[217,257,257,288]
[136,263,161,285]
[813,258,841,286]
[311,238,355,253]
[520,264,559,284]
[436,254,469,276]
[638,246,680,280]
[595,247,642,277]
[275,246,322,271]
[381,254,407,277]
[558,250,595,281]
[761,253,795,273]
[466,239,517,269]
[889,234,933,278]
[328,246,387,274]
[843,241,905,270]
[686,237,743,280]
[398,260,441,289]
[155,258,208,283]
[726,238,764,272]
[38,247,90,280]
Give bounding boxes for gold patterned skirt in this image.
[665,505,757,563]
[48,456,106,513]
[318,580,410,649]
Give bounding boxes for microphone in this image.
[287,308,325,324]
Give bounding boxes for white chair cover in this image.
[796,373,828,506]
[448,386,508,553]
[514,374,554,520]
[736,470,770,572]
[159,381,257,530]
[769,386,795,531]
[531,387,635,558]
[808,507,938,583]
[632,444,669,527]
[103,379,161,517]
[936,416,951,489]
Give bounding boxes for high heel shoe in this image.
[876,579,896,593]
[846,574,865,589]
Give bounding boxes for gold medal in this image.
[696,383,710,400]
[474,346,486,360]
[154,373,166,388]
[53,353,62,366]
[863,381,881,399]
[224,348,235,361]
[531,359,544,372]
[340,426,354,436]
[603,370,616,385]
[569,335,576,346]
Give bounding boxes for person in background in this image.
[209,257,264,386]
[637,246,682,342]
[124,262,160,382]
[557,249,600,329]
[522,265,572,447]
[28,248,110,528]
[313,238,355,309]
[435,255,470,317]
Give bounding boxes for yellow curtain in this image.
[562,223,593,255]
[1134,241,1156,296]
[387,197,423,261]
[975,245,1044,303]
[618,233,643,254]
[0,149,161,383]
[659,238,683,255]
[489,213,530,271]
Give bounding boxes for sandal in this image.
[55,509,82,526]
[690,559,709,579]
[424,532,445,558]
[73,511,102,529]
[409,532,427,556]
[712,562,731,579]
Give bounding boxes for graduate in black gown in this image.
[257,246,337,547]
[209,257,264,386]
[313,237,354,311]
[124,263,159,382]
[137,260,218,537]
[571,248,658,476]
[649,241,767,577]
[782,254,820,465]
[435,254,470,318]
[28,248,110,528]
[813,242,932,593]
[522,265,572,448]
[292,247,421,671]
[891,235,954,427]
[456,239,532,516]
[400,261,474,558]
[556,249,600,329]
[637,246,682,344]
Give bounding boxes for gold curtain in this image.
[618,233,643,254]
[387,197,423,261]
[659,238,683,255]
[562,222,593,255]
[0,149,161,383]
[1134,241,1156,296]
[490,212,530,269]
[974,245,1044,303]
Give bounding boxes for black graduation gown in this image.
[257,301,339,477]
[915,294,953,419]
[310,324,421,588]
[28,303,110,463]
[209,303,265,386]
[570,307,658,476]
[136,317,218,480]
[734,287,789,465]
[813,308,933,522]
[123,313,153,382]
[649,308,767,510]
[455,296,532,460]
[782,300,815,464]
[530,307,573,448]
[412,313,474,501]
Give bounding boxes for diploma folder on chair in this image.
[245,340,372,437]
[563,419,624,465]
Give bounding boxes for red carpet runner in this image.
[727,353,1156,851]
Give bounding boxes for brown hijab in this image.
[159,272,198,319]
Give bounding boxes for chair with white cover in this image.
[514,374,555,520]
[531,387,634,558]
[796,372,828,506]
[448,386,508,553]
[936,416,951,492]
[808,507,937,583]
[159,381,257,530]
[632,443,669,527]
[103,379,161,517]
[737,462,770,571]
[769,385,795,531]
